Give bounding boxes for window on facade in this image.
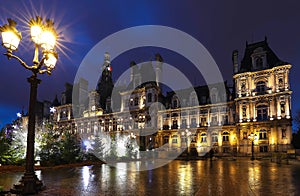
[191,118,197,128]
[191,97,196,106]
[257,105,268,121]
[212,133,218,143]
[181,119,187,128]
[282,129,286,138]
[242,105,247,118]
[222,132,229,142]
[278,78,284,88]
[134,97,139,106]
[191,134,197,143]
[200,117,207,126]
[222,115,228,125]
[147,93,152,103]
[154,94,158,102]
[211,94,217,103]
[163,136,169,144]
[259,130,267,140]
[163,125,169,130]
[241,82,246,92]
[200,133,207,143]
[256,81,266,94]
[172,135,178,144]
[211,116,218,125]
[173,99,178,108]
[172,120,178,129]
[259,146,268,152]
[256,57,263,69]
[280,102,285,114]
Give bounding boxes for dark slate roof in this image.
[239,38,288,73]
[164,81,232,108]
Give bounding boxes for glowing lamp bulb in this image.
[30,25,42,44]
[1,31,21,51]
[40,30,56,51]
[44,52,57,70]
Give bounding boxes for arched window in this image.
[222,132,229,142]
[256,57,263,69]
[256,81,266,94]
[147,93,152,103]
[259,129,267,140]
[256,105,268,121]
[200,133,207,143]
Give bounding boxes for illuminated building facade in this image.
[52,39,293,157]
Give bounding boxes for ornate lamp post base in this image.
[11,172,44,195]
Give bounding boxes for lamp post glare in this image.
[182,129,191,157]
[248,133,257,161]
[0,17,58,194]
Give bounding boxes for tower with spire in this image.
[97,52,114,112]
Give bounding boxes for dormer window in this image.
[256,57,263,69]
[173,99,178,108]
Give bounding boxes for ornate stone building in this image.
[51,39,293,157]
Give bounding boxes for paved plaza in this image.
[1,159,300,195]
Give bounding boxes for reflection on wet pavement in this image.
[1,160,300,195]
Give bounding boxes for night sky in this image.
[0,1,300,129]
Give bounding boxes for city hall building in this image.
[51,38,293,157]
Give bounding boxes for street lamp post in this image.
[181,129,191,158]
[248,132,257,161]
[0,17,58,194]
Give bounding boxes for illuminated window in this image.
[280,102,285,114]
[282,129,286,138]
[242,105,247,118]
[259,129,267,139]
[222,132,229,142]
[200,117,207,126]
[200,133,207,143]
[172,135,178,143]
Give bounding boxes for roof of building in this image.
[239,38,288,73]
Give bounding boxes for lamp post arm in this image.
[4,52,31,70]
[4,52,48,75]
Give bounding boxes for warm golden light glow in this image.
[44,52,57,69]
[1,31,21,51]
[40,30,56,51]
[30,25,42,44]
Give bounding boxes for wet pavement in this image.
[1,159,300,195]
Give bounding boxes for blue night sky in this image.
[0,1,300,129]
